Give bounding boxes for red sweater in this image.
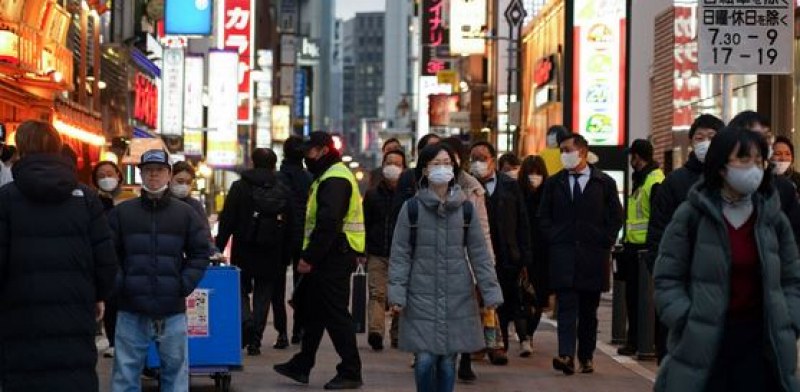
[725,214,762,320]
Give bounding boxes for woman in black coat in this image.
[0,121,118,392]
[518,155,551,343]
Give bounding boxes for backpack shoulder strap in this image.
[407,197,419,258]
[462,200,473,247]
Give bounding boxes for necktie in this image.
[572,173,582,202]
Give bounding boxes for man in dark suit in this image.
[538,134,624,375]
[469,141,532,362]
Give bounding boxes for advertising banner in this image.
[220,0,255,123]
[165,0,213,36]
[161,47,185,136]
[449,0,487,55]
[183,55,204,156]
[421,0,450,75]
[207,50,239,167]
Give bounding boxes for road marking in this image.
[541,318,657,383]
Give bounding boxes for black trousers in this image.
[291,256,304,338]
[289,257,362,379]
[496,267,527,348]
[621,243,646,349]
[271,264,288,336]
[102,295,118,347]
[556,289,601,360]
[241,272,278,348]
[527,281,551,337]
[706,318,783,392]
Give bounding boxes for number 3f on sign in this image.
[698,1,793,75]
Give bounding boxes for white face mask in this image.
[142,183,168,195]
[98,177,118,193]
[382,164,402,181]
[427,165,454,185]
[560,151,581,170]
[693,140,711,163]
[529,174,543,188]
[724,165,764,196]
[170,184,191,199]
[773,161,792,175]
[547,134,558,148]
[505,169,519,180]
[470,161,490,178]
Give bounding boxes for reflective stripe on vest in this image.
[624,169,665,244]
[303,162,366,253]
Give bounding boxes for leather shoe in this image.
[552,356,575,375]
[368,333,384,351]
[273,334,289,350]
[273,362,309,384]
[616,346,637,356]
[580,358,594,374]
[488,348,509,366]
[323,375,363,390]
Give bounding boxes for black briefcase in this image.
[350,263,367,334]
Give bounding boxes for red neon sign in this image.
[134,73,158,129]
[421,0,450,76]
[222,0,253,123]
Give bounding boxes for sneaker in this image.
[579,358,594,374]
[273,362,310,384]
[368,333,384,351]
[552,356,575,376]
[103,347,115,358]
[616,345,637,356]
[247,345,261,356]
[488,348,509,366]
[519,340,532,358]
[323,375,363,390]
[273,334,289,350]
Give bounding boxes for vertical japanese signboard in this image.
[272,105,291,142]
[421,0,450,76]
[183,55,205,156]
[698,0,793,74]
[417,76,453,141]
[220,0,255,123]
[572,0,626,146]
[674,6,701,130]
[207,51,239,167]
[449,0,487,55]
[161,47,185,137]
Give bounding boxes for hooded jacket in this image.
[389,186,503,355]
[0,154,118,392]
[654,183,800,392]
[216,168,293,276]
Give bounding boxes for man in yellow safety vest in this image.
[274,131,365,390]
[618,139,664,357]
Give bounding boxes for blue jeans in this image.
[414,353,456,392]
[111,311,189,392]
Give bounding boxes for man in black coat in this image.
[646,114,722,363]
[0,138,117,392]
[469,141,533,359]
[274,132,363,390]
[367,138,402,190]
[279,136,313,345]
[538,134,623,375]
[109,149,210,391]
[216,148,293,355]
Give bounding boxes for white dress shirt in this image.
[569,165,591,194]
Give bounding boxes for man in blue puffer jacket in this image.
[108,149,210,392]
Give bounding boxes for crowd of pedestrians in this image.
[3,111,800,392]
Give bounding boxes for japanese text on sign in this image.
[421,0,450,76]
[221,0,254,123]
[698,0,793,74]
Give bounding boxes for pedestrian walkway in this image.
[96,295,655,391]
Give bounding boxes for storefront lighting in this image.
[355,171,365,181]
[198,162,213,178]
[50,71,63,83]
[342,155,353,163]
[98,81,107,89]
[101,151,118,164]
[53,119,106,146]
[349,162,360,169]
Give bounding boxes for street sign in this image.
[448,111,471,128]
[698,0,793,74]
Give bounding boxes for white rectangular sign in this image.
[448,111,471,128]
[183,55,204,156]
[160,47,185,136]
[698,0,793,74]
[279,66,295,97]
[449,0,487,55]
[207,50,239,167]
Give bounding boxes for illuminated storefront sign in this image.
[417,76,453,141]
[428,94,460,127]
[134,73,159,129]
[421,0,450,76]
[183,55,205,156]
[674,6,701,130]
[165,0,213,36]
[449,0,487,55]
[161,47,185,136]
[572,0,626,146]
[207,50,239,167]
[271,105,291,142]
[219,0,255,124]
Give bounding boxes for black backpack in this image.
[406,196,473,258]
[246,180,290,245]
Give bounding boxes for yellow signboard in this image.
[436,70,459,93]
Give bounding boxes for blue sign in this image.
[165,0,213,36]
[294,69,306,118]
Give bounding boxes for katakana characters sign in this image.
[421,0,450,76]
[221,0,254,123]
[674,6,701,129]
[698,0,793,74]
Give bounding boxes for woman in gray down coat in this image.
[654,126,800,392]
[389,143,503,392]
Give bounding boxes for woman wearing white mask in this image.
[654,127,800,392]
[517,155,550,352]
[771,136,800,194]
[389,144,503,392]
[171,161,219,255]
[362,150,407,351]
